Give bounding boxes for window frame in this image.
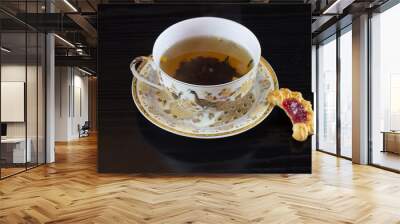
[367,0,400,173]
[316,24,353,160]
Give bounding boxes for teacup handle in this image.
[130,56,164,89]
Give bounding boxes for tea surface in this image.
[160,36,253,85]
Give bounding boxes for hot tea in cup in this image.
[160,36,254,85]
[130,17,261,105]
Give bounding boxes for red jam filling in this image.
[282,98,308,123]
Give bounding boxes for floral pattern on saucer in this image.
[131,57,279,138]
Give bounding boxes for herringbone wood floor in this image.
[1,134,400,224]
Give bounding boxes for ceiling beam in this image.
[67,13,97,39]
[322,0,355,14]
[55,55,96,72]
[52,0,98,46]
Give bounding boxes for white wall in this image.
[72,73,89,138]
[55,66,89,141]
[1,63,46,164]
[1,64,41,137]
[1,65,26,139]
[1,66,25,130]
[55,66,70,141]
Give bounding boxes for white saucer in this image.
[131,57,279,139]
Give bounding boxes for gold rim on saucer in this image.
[131,57,279,139]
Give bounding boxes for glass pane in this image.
[340,29,352,158]
[27,30,38,169]
[38,32,45,165]
[317,36,337,154]
[371,3,400,171]
[26,0,39,169]
[0,1,46,178]
[1,31,27,177]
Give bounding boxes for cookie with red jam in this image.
[267,88,314,142]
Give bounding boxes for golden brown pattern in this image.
[132,57,279,138]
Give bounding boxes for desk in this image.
[382,131,400,154]
[1,138,31,163]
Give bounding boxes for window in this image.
[0,1,47,179]
[339,28,352,158]
[317,25,353,158]
[370,3,400,171]
[317,35,337,154]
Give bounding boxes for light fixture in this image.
[322,0,343,15]
[63,0,78,12]
[54,34,75,48]
[1,47,11,53]
[322,0,355,15]
[77,67,93,76]
[76,48,85,55]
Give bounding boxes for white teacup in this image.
[130,17,261,106]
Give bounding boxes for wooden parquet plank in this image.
[0,134,400,223]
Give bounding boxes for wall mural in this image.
[98,4,312,173]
